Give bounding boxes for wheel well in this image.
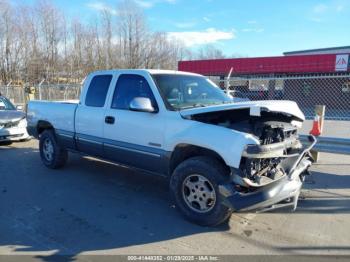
[169,144,230,175]
[37,121,54,136]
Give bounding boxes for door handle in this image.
[105,116,115,124]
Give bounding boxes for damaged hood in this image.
[180,100,305,121]
[0,110,25,124]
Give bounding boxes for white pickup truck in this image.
[27,69,315,226]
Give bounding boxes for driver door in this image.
[103,73,166,174]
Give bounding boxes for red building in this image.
[178,46,350,77]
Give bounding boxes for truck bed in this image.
[27,100,78,135]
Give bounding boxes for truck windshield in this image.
[0,96,16,110]
[152,74,232,110]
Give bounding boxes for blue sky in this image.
[21,0,350,57]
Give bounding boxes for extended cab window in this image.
[85,75,112,107]
[111,74,157,110]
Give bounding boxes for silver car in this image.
[0,96,30,144]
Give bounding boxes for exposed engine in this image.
[190,108,303,188]
[254,121,297,145]
[240,121,299,187]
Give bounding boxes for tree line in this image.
[0,0,227,85]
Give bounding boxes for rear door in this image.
[75,73,114,156]
[103,73,167,173]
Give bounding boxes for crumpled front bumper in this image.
[219,135,316,212]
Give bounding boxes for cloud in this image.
[135,0,154,8]
[242,28,264,33]
[135,0,176,9]
[336,5,344,12]
[309,3,328,22]
[312,3,328,13]
[203,17,211,22]
[87,2,117,15]
[167,28,235,47]
[247,20,257,24]
[87,0,176,12]
[309,2,347,22]
[242,20,263,33]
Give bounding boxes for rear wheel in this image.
[39,129,68,169]
[170,156,232,226]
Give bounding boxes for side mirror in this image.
[129,97,157,113]
[16,105,23,111]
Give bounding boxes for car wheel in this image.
[39,129,68,169]
[170,156,232,226]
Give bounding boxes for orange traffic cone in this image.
[309,115,321,136]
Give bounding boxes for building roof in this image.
[284,46,350,56]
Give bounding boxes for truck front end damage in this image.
[185,102,316,212]
[220,134,316,212]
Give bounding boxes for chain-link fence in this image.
[2,74,350,121]
[0,85,25,105]
[0,83,82,105]
[210,73,350,121]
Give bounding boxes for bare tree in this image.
[101,10,113,69]
[36,0,64,80]
[0,0,193,84]
[197,44,226,60]
[116,0,150,68]
[0,0,14,83]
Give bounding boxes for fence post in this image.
[38,79,45,100]
[268,79,276,100]
[6,81,12,97]
[219,76,225,89]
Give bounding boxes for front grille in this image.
[0,121,20,129]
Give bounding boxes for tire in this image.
[39,129,68,169]
[170,156,232,226]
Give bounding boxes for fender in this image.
[164,119,260,168]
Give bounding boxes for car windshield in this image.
[152,74,232,110]
[0,96,16,110]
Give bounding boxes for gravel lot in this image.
[0,140,350,258]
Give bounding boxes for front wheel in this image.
[170,156,232,226]
[39,129,68,169]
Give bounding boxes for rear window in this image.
[85,75,112,107]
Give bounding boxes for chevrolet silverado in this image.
[27,70,316,226]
